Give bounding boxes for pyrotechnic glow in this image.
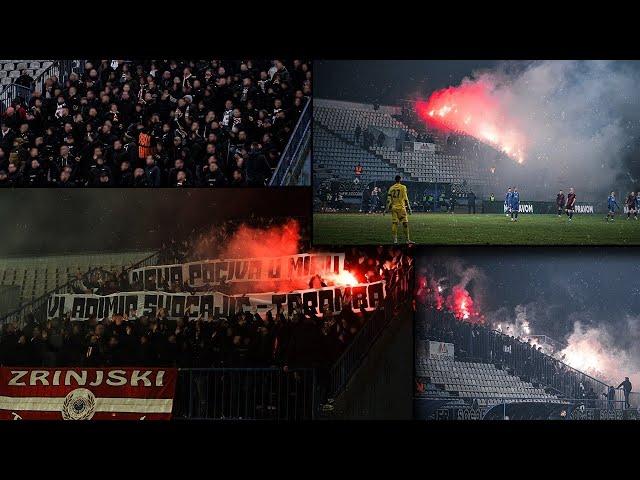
[198,219,306,294]
[560,344,604,376]
[328,270,359,286]
[415,80,527,164]
[446,285,477,321]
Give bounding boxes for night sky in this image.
[314,60,500,104]
[419,248,640,335]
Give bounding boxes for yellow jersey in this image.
[387,183,408,210]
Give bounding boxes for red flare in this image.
[446,285,478,322]
[416,80,526,164]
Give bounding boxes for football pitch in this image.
[313,212,640,245]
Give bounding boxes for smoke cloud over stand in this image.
[416,61,640,200]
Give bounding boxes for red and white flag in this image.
[0,367,177,420]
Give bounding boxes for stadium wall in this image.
[328,305,413,420]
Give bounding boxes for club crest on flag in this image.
[61,388,96,420]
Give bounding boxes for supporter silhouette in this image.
[618,377,633,409]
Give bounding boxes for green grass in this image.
[313,212,640,245]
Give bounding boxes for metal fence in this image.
[269,98,311,186]
[418,309,635,406]
[0,84,32,113]
[173,368,316,420]
[0,251,159,328]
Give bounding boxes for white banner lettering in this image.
[128,253,345,290]
[48,281,386,321]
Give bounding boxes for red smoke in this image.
[416,80,526,164]
[417,275,482,323]
[445,286,477,321]
[216,219,308,294]
[220,219,301,260]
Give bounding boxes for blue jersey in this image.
[608,195,619,211]
[510,191,520,209]
[636,196,640,209]
[505,191,513,207]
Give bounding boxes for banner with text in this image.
[0,367,176,420]
[482,200,596,214]
[128,253,345,290]
[47,281,386,321]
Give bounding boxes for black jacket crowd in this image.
[0,59,311,187]
[0,246,413,370]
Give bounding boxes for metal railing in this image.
[0,59,84,113]
[417,309,630,404]
[173,368,316,420]
[0,84,32,113]
[0,250,159,328]
[269,98,311,186]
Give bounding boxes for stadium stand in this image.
[0,251,154,308]
[314,124,407,185]
[416,356,560,408]
[415,307,638,420]
[0,61,54,86]
[0,59,311,187]
[313,98,496,209]
[0,203,414,420]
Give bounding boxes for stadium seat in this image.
[314,98,494,189]
[0,251,154,306]
[417,356,560,409]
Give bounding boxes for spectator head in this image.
[232,169,244,183]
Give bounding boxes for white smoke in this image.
[559,318,640,388]
[489,303,640,388]
[473,60,640,199]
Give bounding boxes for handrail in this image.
[417,308,614,402]
[487,327,610,392]
[0,250,159,328]
[0,84,32,113]
[268,98,311,186]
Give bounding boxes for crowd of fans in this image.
[0,59,311,187]
[0,245,413,370]
[417,308,633,409]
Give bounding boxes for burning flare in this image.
[446,285,476,320]
[326,270,360,286]
[416,80,526,164]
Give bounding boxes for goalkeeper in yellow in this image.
[385,175,413,244]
